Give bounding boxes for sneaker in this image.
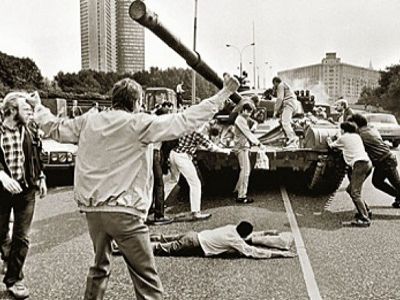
[349,219,371,227]
[153,216,174,226]
[191,212,212,221]
[7,281,29,299]
[236,197,254,204]
[392,201,400,208]
[354,211,372,220]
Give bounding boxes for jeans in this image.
[347,160,372,221]
[281,99,297,140]
[153,150,165,218]
[169,150,202,212]
[84,212,163,300]
[234,149,251,198]
[0,188,36,287]
[371,154,400,200]
[153,231,204,257]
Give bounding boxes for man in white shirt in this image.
[327,122,372,227]
[176,82,185,108]
[151,221,296,259]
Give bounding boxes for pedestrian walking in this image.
[327,121,372,227]
[0,92,47,299]
[30,74,239,300]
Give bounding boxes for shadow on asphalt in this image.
[29,211,87,256]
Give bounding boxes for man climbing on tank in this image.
[272,77,299,149]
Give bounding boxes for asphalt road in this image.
[1,150,400,300]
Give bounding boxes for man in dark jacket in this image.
[349,113,400,208]
[0,92,47,299]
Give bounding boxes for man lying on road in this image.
[151,221,296,259]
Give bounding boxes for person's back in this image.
[333,133,369,167]
[197,224,242,256]
[358,126,391,164]
[74,110,155,215]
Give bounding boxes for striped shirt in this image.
[173,132,213,156]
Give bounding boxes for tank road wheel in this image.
[306,153,347,195]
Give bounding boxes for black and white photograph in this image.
[1,0,400,299]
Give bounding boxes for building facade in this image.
[277,53,380,104]
[80,0,144,74]
[116,0,145,74]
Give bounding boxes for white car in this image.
[41,139,78,170]
[363,113,400,147]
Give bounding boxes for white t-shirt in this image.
[329,133,370,167]
[198,225,273,259]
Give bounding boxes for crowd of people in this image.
[0,74,400,299]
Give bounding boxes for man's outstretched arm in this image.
[137,74,239,144]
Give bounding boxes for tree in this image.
[0,51,43,94]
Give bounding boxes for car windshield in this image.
[366,114,398,124]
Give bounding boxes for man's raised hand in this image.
[27,91,42,108]
[223,73,240,94]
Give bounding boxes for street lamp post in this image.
[226,42,255,79]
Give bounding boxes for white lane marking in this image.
[280,186,322,300]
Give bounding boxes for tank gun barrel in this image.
[129,0,242,103]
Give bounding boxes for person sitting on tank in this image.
[151,220,297,259]
[272,77,299,149]
[327,121,372,227]
[348,113,400,209]
[233,103,263,204]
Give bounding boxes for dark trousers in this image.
[371,155,400,200]
[153,231,204,257]
[153,150,165,218]
[84,212,163,300]
[347,160,372,221]
[0,188,36,287]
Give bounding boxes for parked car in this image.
[41,139,78,170]
[363,113,400,147]
[144,87,177,112]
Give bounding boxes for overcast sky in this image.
[1,0,399,85]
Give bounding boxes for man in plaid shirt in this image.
[169,128,230,220]
[0,92,47,299]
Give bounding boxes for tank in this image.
[129,1,346,195]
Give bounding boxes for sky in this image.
[1,0,400,87]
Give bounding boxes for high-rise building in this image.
[116,0,145,74]
[80,0,144,74]
[80,0,116,72]
[277,53,380,104]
